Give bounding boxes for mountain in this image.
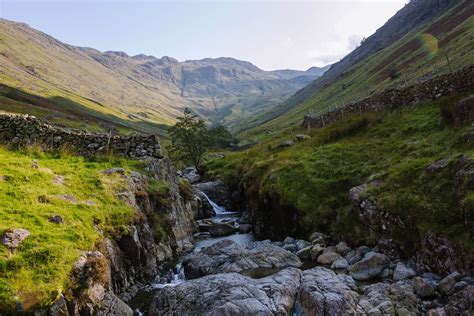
[239,0,473,140]
[0,19,327,134]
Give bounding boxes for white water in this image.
[152,262,185,289]
[201,192,238,216]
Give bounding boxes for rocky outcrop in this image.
[45,157,197,314]
[0,114,161,158]
[182,239,302,279]
[349,251,390,281]
[149,268,302,315]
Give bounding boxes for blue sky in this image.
[1,0,407,70]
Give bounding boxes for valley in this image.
[0,0,473,314]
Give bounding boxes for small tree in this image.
[168,108,209,172]
[208,125,236,148]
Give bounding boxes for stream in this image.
[129,195,254,315]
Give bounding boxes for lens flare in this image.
[419,33,438,57]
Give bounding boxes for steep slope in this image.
[0,19,326,133]
[239,0,473,141]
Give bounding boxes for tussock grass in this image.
[206,96,474,253]
[0,145,143,311]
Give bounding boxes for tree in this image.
[168,109,237,171]
[168,108,209,171]
[208,125,236,148]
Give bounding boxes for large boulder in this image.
[350,251,390,281]
[194,190,215,219]
[296,267,359,315]
[317,251,342,265]
[207,221,237,237]
[183,239,302,279]
[393,262,416,281]
[149,268,302,315]
[194,180,232,209]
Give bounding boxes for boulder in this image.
[194,190,215,219]
[277,140,294,148]
[283,236,295,244]
[296,267,359,315]
[413,277,436,298]
[208,221,237,237]
[283,244,298,253]
[149,268,302,315]
[238,224,252,234]
[350,252,390,281]
[331,258,349,271]
[346,245,371,265]
[310,244,324,261]
[438,272,460,295]
[295,134,310,141]
[317,251,342,265]
[183,240,302,279]
[336,241,352,256]
[1,228,30,249]
[296,246,313,260]
[393,262,416,281]
[296,239,311,251]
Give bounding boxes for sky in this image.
[0,0,407,71]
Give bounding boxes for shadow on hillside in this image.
[0,84,170,136]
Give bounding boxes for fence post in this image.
[445,53,453,73]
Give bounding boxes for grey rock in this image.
[296,239,311,251]
[208,221,237,237]
[149,268,302,315]
[336,241,351,256]
[451,281,468,293]
[317,251,342,265]
[393,262,416,281]
[350,252,389,281]
[48,215,64,224]
[310,244,324,261]
[180,166,200,184]
[183,240,302,279]
[296,246,313,259]
[283,244,298,253]
[283,236,295,244]
[331,258,349,270]
[426,158,450,174]
[97,291,133,316]
[101,167,125,175]
[1,228,30,249]
[194,180,232,208]
[438,273,458,295]
[413,276,436,298]
[238,224,252,234]
[296,267,359,315]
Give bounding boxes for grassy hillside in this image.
[238,0,473,142]
[0,146,144,311]
[0,19,324,134]
[206,95,473,252]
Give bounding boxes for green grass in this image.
[0,146,145,311]
[206,95,474,253]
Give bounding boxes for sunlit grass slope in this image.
[0,146,143,311]
[239,1,474,142]
[207,95,474,253]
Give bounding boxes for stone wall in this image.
[0,114,161,158]
[302,65,474,129]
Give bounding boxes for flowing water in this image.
[129,195,254,314]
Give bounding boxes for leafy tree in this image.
[168,109,237,171]
[208,124,236,148]
[168,108,209,171]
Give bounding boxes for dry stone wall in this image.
[303,65,474,129]
[0,114,161,158]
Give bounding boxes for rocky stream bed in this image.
[126,173,473,315]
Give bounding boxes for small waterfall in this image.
[201,192,237,215]
[152,262,185,289]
